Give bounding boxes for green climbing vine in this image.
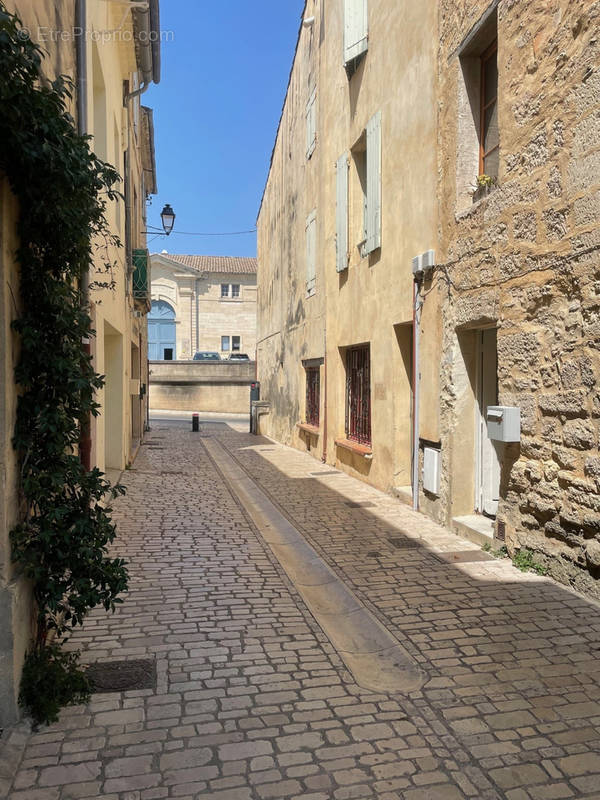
[0,4,129,724]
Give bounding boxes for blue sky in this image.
[145,1,304,257]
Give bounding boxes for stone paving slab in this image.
[1,422,600,799]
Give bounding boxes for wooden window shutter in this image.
[306,210,317,296]
[366,110,381,253]
[335,153,349,272]
[344,0,368,66]
[306,87,317,159]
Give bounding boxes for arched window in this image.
[148,300,176,360]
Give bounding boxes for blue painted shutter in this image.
[336,153,349,272]
[344,0,368,66]
[366,110,381,253]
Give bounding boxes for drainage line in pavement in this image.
[202,436,425,695]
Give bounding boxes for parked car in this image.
[228,353,250,361]
[193,351,221,361]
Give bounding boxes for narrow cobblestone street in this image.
[3,420,600,800]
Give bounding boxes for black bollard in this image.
[192,413,200,432]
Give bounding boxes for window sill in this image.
[335,438,372,457]
[455,184,498,221]
[297,422,320,436]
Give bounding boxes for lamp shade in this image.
[160,204,176,235]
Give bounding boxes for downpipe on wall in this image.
[412,277,423,512]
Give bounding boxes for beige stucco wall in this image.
[149,361,255,413]
[257,0,438,492]
[429,0,600,596]
[150,255,257,360]
[86,0,152,473]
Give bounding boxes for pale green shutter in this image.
[366,110,381,253]
[336,153,349,272]
[344,0,368,66]
[306,88,317,159]
[306,210,317,295]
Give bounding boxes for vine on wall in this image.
[0,4,129,725]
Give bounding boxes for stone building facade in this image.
[257,0,437,490]
[0,0,159,724]
[257,0,600,598]
[426,0,600,596]
[150,253,257,360]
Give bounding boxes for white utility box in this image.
[423,447,441,495]
[486,406,521,443]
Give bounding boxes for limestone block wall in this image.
[432,0,600,596]
[149,360,256,414]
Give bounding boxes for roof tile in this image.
[156,254,257,275]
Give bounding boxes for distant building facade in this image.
[150,253,257,360]
[257,0,600,598]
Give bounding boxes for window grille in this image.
[306,367,320,427]
[346,345,371,445]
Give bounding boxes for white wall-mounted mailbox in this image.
[423,446,441,495]
[487,406,521,443]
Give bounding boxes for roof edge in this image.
[256,2,308,224]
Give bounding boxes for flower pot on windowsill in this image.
[472,175,498,204]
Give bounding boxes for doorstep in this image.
[452,514,494,547]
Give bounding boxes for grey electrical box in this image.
[422,249,435,270]
[487,406,521,443]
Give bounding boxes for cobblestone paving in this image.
[2,422,600,799]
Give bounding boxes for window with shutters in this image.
[305,367,320,427]
[456,7,498,210]
[344,0,368,70]
[306,209,317,297]
[345,345,371,446]
[349,110,381,258]
[306,87,317,159]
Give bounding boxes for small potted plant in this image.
[472,173,498,202]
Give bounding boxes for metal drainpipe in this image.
[412,278,422,511]
[322,325,327,463]
[76,0,94,471]
[195,278,200,353]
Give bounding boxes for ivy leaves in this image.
[0,3,130,722]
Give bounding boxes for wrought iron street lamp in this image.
[143,203,176,236]
[160,203,176,236]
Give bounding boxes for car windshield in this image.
[194,352,220,360]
